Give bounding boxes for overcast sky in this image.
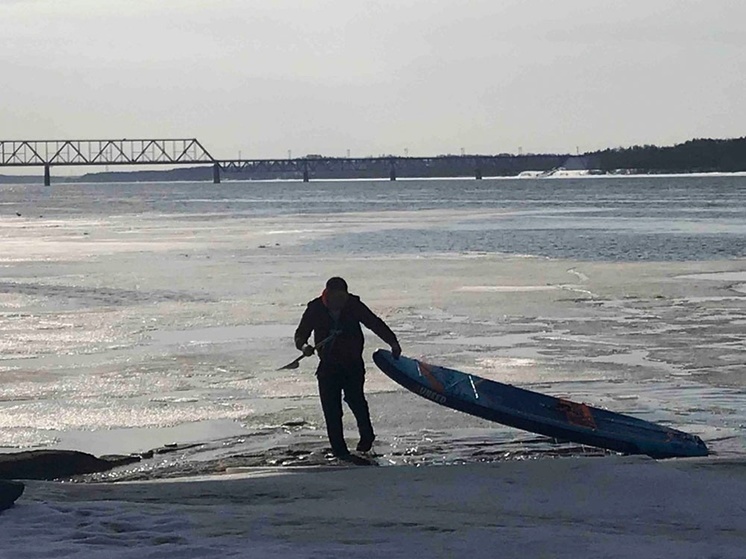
[2,0,745,159]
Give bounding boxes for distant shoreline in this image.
[2,136,746,184]
[3,169,746,186]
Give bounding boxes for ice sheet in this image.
[1,179,744,463]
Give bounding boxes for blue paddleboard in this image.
[373,350,708,459]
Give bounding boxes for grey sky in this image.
[2,0,745,160]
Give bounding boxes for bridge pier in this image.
[44,164,51,186]
[213,163,221,184]
[302,161,309,182]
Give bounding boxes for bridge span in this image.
[0,138,572,185]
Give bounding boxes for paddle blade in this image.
[277,357,302,371]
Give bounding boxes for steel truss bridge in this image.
[0,138,569,184]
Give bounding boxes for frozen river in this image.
[0,176,744,472]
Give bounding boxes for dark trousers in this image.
[317,364,374,456]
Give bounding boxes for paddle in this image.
[277,333,337,371]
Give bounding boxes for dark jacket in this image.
[294,294,398,372]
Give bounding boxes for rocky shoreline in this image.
[0,442,208,481]
[0,450,140,481]
[0,445,214,511]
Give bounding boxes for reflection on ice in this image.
[149,324,294,348]
[458,285,560,292]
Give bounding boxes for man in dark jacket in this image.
[294,277,401,458]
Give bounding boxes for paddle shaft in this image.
[278,332,338,370]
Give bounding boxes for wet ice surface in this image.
[0,178,745,474]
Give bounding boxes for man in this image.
[294,277,401,458]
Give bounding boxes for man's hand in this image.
[302,344,315,357]
[391,342,402,360]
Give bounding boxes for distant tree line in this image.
[591,137,746,173]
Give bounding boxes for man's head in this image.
[324,277,349,311]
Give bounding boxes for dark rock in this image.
[286,449,312,457]
[153,443,201,455]
[0,450,141,481]
[0,480,24,511]
[99,454,141,464]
